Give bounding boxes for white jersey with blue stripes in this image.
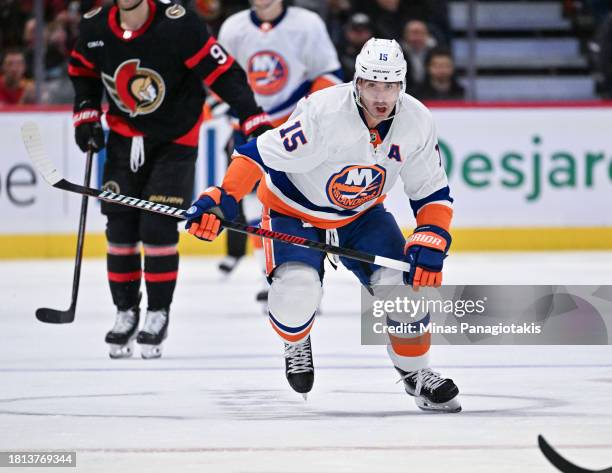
[236,84,453,227]
[218,6,342,123]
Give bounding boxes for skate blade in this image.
[415,395,462,413]
[108,342,134,359]
[140,344,163,359]
[302,393,308,401]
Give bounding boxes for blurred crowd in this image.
[1,0,612,106]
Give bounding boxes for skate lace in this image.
[284,339,313,374]
[111,309,137,334]
[398,368,446,396]
[142,310,167,334]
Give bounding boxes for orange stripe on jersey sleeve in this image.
[270,114,292,127]
[221,155,264,202]
[416,203,453,231]
[310,75,340,93]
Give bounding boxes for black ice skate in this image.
[255,289,268,302]
[218,256,241,277]
[105,304,140,359]
[284,336,314,399]
[137,308,169,359]
[396,367,461,413]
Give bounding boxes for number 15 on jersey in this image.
[279,121,307,152]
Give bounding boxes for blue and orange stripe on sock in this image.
[269,311,315,343]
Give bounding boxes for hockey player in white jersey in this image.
[185,39,461,413]
[214,0,343,297]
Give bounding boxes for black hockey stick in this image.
[21,122,410,278]
[30,139,94,324]
[538,435,612,473]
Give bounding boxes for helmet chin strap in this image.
[117,0,146,12]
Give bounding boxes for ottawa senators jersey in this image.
[69,0,262,142]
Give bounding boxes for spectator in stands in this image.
[0,1,30,50]
[412,0,452,46]
[23,13,73,81]
[352,0,408,40]
[23,17,37,78]
[413,47,465,101]
[0,48,35,105]
[337,13,374,80]
[325,0,353,48]
[592,10,612,97]
[44,20,69,80]
[401,20,436,93]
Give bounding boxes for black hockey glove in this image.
[241,111,273,141]
[73,101,105,152]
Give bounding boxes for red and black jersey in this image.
[69,0,263,144]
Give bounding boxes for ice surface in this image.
[1,252,611,472]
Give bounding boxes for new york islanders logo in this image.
[247,51,288,95]
[326,165,386,210]
[102,59,165,117]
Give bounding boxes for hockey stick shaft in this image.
[22,122,410,272]
[62,183,409,272]
[32,147,93,324]
[68,148,94,311]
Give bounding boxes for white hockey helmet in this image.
[353,38,407,115]
[353,38,407,90]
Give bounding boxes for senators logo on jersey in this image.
[247,51,288,95]
[102,59,165,117]
[326,165,386,210]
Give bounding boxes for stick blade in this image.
[36,307,75,324]
[538,435,600,473]
[21,122,62,186]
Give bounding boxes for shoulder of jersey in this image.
[401,92,433,118]
[221,8,251,30]
[398,93,434,138]
[306,83,352,116]
[286,6,324,24]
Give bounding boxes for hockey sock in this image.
[107,242,142,310]
[143,244,178,310]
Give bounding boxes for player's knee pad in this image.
[139,212,179,245]
[269,262,322,329]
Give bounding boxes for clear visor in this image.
[356,79,402,118]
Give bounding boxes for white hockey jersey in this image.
[234,84,453,229]
[218,7,342,125]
